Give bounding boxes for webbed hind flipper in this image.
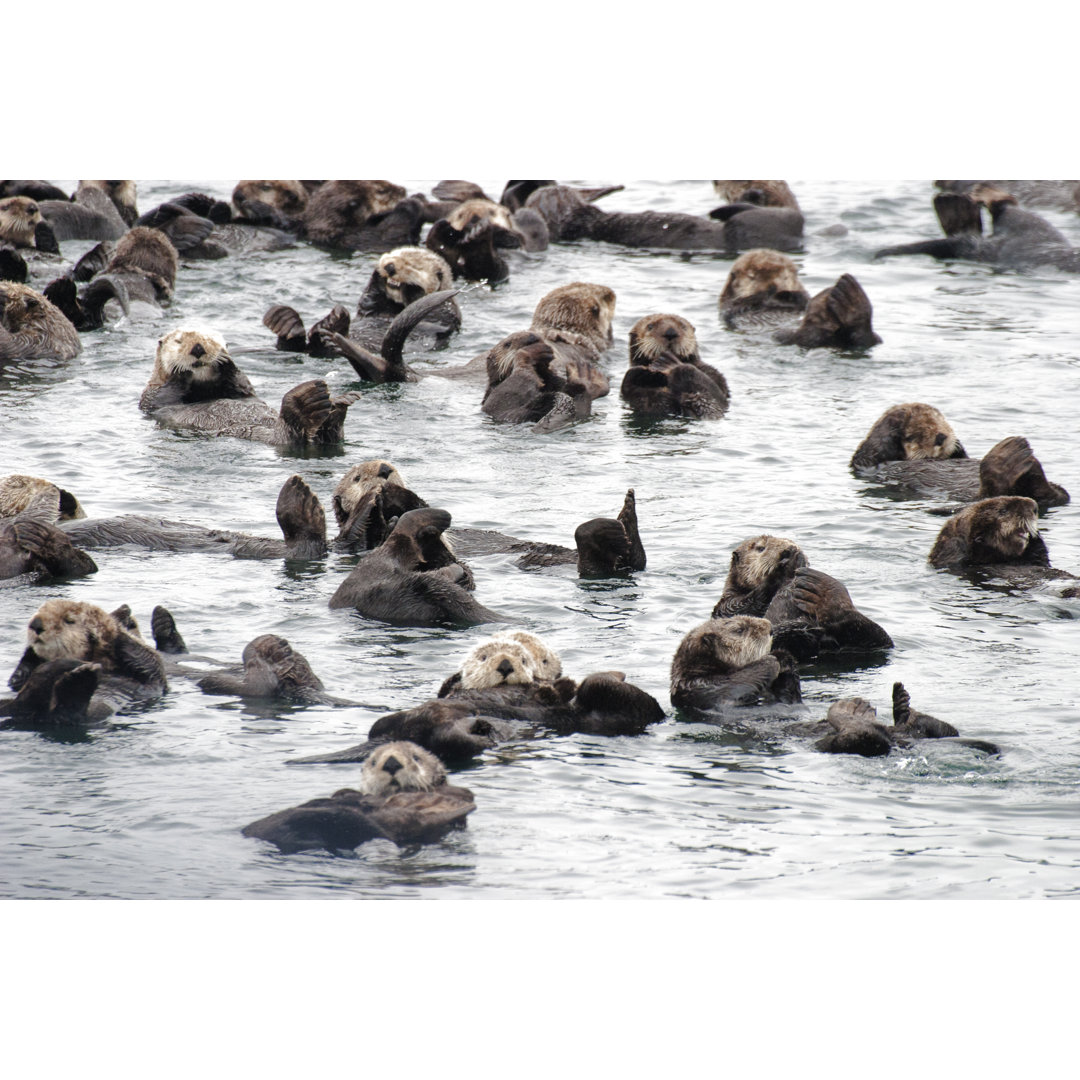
[279,380,333,441]
[80,274,130,325]
[0,248,28,282]
[275,475,327,558]
[263,304,308,352]
[34,221,60,254]
[42,278,81,326]
[934,192,983,236]
[824,274,881,349]
[72,241,112,282]
[307,304,351,358]
[328,332,389,381]
[979,436,1070,508]
[151,605,188,654]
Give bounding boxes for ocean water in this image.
[2,179,1078,899]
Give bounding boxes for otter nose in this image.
[383,262,396,277]
[496,659,514,678]
[382,755,402,776]
[663,327,679,340]
[378,464,393,479]
[29,616,44,634]
[190,343,206,359]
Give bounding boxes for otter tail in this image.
[381,288,461,368]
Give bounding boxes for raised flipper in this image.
[327,332,387,381]
[151,605,188,654]
[618,488,646,571]
[432,180,489,202]
[72,242,112,282]
[823,274,882,349]
[41,278,80,327]
[379,288,461,370]
[275,475,327,558]
[0,248,28,282]
[79,274,130,325]
[934,192,983,236]
[170,192,232,224]
[34,221,60,254]
[891,681,957,738]
[279,380,333,441]
[306,305,350,358]
[263,305,308,352]
[978,436,1069,508]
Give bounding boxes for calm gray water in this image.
[2,179,1078,899]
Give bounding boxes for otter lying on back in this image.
[713,535,808,617]
[718,249,810,331]
[0,282,81,362]
[141,329,359,445]
[298,180,423,252]
[851,404,1069,509]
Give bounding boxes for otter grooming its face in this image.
[530,282,616,350]
[332,460,406,525]
[375,247,453,307]
[0,474,86,521]
[445,199,518,241]
[152,328,231,385]
[854,403,962,469]
[627,313,700,364]
[713,181,800,210]
[929,496,1042,567]
[0,197,43,246]
[719,249,808,305]
[358,741,448,796]
[728,536,806,592]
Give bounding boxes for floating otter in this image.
[141,328,359,445]
[875,186,1080,272]
[36,182,136,242]
[707,181,805,250]
[812,684,1000,757]
[712,535,808,617]
[425,198,530,282]
[436,631,563,697]
[299,180,422,252]
[621,313,730,419]
[763,568,894,659]
[329,507,504,627]
[0,516,97,582]
[772,273,881,349]
[243,741,475,853]
[100,226,179,304]
[718,249,810,330]
[935,180,1080,213]
[8,600,167,716]
[713,181,801,210]
[851,404,1069,509]
[0,657,104,730]
[61,474,327,560]
[0,475,86,521]
[232,180,308,226]
[330,460,426,551]
[0,196,58,252]
[670,616,801,716]
[0,282,81,362]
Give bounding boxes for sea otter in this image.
[718,249,810,330]
[424,198,532,283]
[0,282,81,362]
[0,475,86,522]
[763,568,894,659]
[140,328,359,446]
[436,631,563,697]
[328,507,504,627]
[935,180,1079,213]
[100,226,180,304]
[298,180,423,252]
[0,657,104,730]
[0,516,97,581]
[670,616,802,716]
[243,741,476,853]
[712,535,808,617]
[851,404,1069,509]
[772,274,881,349]
[8,600,168,716]
[0,196,59,253]
[330,460,426,551]
[621,313,730,419]
[61,474,328,560]
[37,181,137,241]
[708,181,806,250]
[875,186,1080,272]
[231,180,308,226]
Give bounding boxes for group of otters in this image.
[1,178,1077,854]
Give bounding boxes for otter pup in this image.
[851,405,1069,509]
[0,475,86,522]
[670,616,802,716]
[712,535,808,617]
[299,180,423,252]
[764,568,894,659]
[718,249,810,330]
[621,313,730,419]
[141,328,359,446]
[875,186,1080,272]
[0,657,104,730]
[243,741,475,853]
[0,516,97,581]
[8,600,168,716]
[329,507,504,627]
[773,274,881,349]
[61,474,327,560]
[0,282,81,362]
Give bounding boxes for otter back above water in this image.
[1,179,1078,899]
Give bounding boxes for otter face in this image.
[727,535,806,591]
[375,247,453,305]
[445,199,516,240]
[712,180,798,209]
[359,741,447,796]
[502,630,562,681]
[720,249,807,304]
[964,496,1041,559]
[0,283,48,332]
[25,600,114,663]
[232,180,308,217]
[864,403,960,463]
[332,460,404,523]
[531,282,616,349]
[155,329,230,382]
[680,617,774,673]
[969,183,1018,209]
[0,197,42,246]
[628,313,699,364]
[484,331,546,386]
[458,637,540,690]
[308,180,406,230]
[0,475,82,520]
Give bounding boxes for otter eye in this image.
[591,305,600,316]
[64,614,77,624]
[646,322,656,331]
[934,433,947,446]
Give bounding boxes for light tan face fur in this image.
[628,313,698,363]
[727,535,805,590]
[458,637,539,689]
[154,328,230,382]
[502,630,562,681]
[969,184,1018,208]
[359,741,447,796]
[720,249,806,303]
[956,496,1040,557]
[891,403,959,460]
[232,180,308,217]
[0,283,52,331]
[446,199,516,240]
[376,247,453,304]
[0,197,42,245]
[531,283,616,348]
[331,460,405,524]
[689,616,774,669]
[25,600,118,663]
[712,181,798,209]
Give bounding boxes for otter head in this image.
[458,636,540,689]
[524,186,594,239]
[79,181,138,225]
[719,249,808,305]
[0,283,52,332]
[852,403,962,469]
[25,600,117,663]
[154,328,231,382]
[331,460,405,525]
[0,197,42,246]
[726,535,807,593]
[375,247,453,306]
[359,741,447,796]
[107,227,178,295]
[484,331,546,386]
[674,617,774,680]
[231,180,308,219]
[969,184,1019,210]
[530,282,616,350]
[502,630,562,681]
[0,475,87,521]
[305,180,406,231]
[628,313,699,365]
[445,199,517,242]
[712,180,799,210]
[933,496,1042,567]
